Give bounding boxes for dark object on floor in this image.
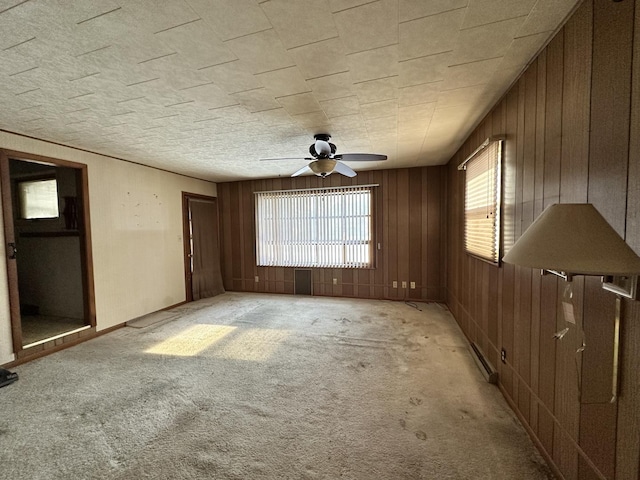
[0,368,18,388]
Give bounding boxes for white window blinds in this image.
[255,185,374,268]
[461,139,502,263]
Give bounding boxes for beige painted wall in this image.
[0,132,216,364]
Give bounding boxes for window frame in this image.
[17,175,60,220]
[254,184,376,269]
[458,138,503,265]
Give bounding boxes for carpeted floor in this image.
[0,293,554,479]
[21,315,87,346]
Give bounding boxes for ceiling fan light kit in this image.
[262,133,387,178]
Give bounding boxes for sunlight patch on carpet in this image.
[144,324,236,356]
[210,328,290,362]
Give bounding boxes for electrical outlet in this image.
[333,278,337,285]
[410,281,416,289]
[402,281,407,289]
[254,275,259,283]
[392,281,398,288]
[501,349,506,363]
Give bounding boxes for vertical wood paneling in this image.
[382,169,390,298]
[539,273,558,454]
[229,182,242,291]
[616,2,640,479]
[421,168,430,297]
[554,5,593,478]
[518,65,537,424]
[560,2,592,205]
[512,76,526,411]
[409,170,422,295]
[373,170,384,298]
[530,49,546,437]
[587,0,633,237]
[445,2,639,480]
[427,169,443,299]
[538,31,564,460]
[579,2,634,478]
[220,184,234,289]
[218,166,446,302]
[387,169,398,299]
[616,299,640,480]
[397,169,410,298]
[501,85,519,400]
[242,182,254,291]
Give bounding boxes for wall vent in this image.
[294,269,312,295]
[469,342,498,384]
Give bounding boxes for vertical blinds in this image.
[255,185,374,268]
[463,140,502,263]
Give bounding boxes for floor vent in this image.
[294,269,312,295]
[469,342,498,384]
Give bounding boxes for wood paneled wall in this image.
[217,167,446,302]
[446,1,640,479]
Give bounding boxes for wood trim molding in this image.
[182,192,193,303]
[0,150,23,354]
[1,149,90,170]
[0,149,98,349]
[78,165,96,328]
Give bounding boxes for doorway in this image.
[182,193,224,302]
[0,150,96,358]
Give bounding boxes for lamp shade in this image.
[502,203,640,275]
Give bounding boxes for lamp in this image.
[503,203,640,282]
[502,203,640,403]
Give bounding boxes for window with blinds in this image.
[255,185,374,268]
[18,178,59,219]
[460,139,502,263]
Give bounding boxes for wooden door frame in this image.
[182,192,218,303]
[0,149,96,357]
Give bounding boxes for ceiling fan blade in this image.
[336,153,387,162]
[291,165,313,177]
[333,161,357,178]
[260,157,313,161]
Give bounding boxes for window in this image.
[255,185,374,268]
[459,138,502,264]
[18,178,59,219]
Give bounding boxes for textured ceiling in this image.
[0,0,581,182]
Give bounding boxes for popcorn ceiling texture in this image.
[0,0,580,181]
[0,293,553,479]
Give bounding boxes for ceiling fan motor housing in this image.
[310,134,336,159]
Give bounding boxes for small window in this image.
[18,178,59,219]
[255,185,374,268]
[459,139,502,264]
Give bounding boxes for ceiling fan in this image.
[261,134,387,178]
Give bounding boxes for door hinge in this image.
[7,243,16,259]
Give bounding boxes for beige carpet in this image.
[0,293,553,479]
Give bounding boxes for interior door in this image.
[183,194,224,301]
[0,150,96,358]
